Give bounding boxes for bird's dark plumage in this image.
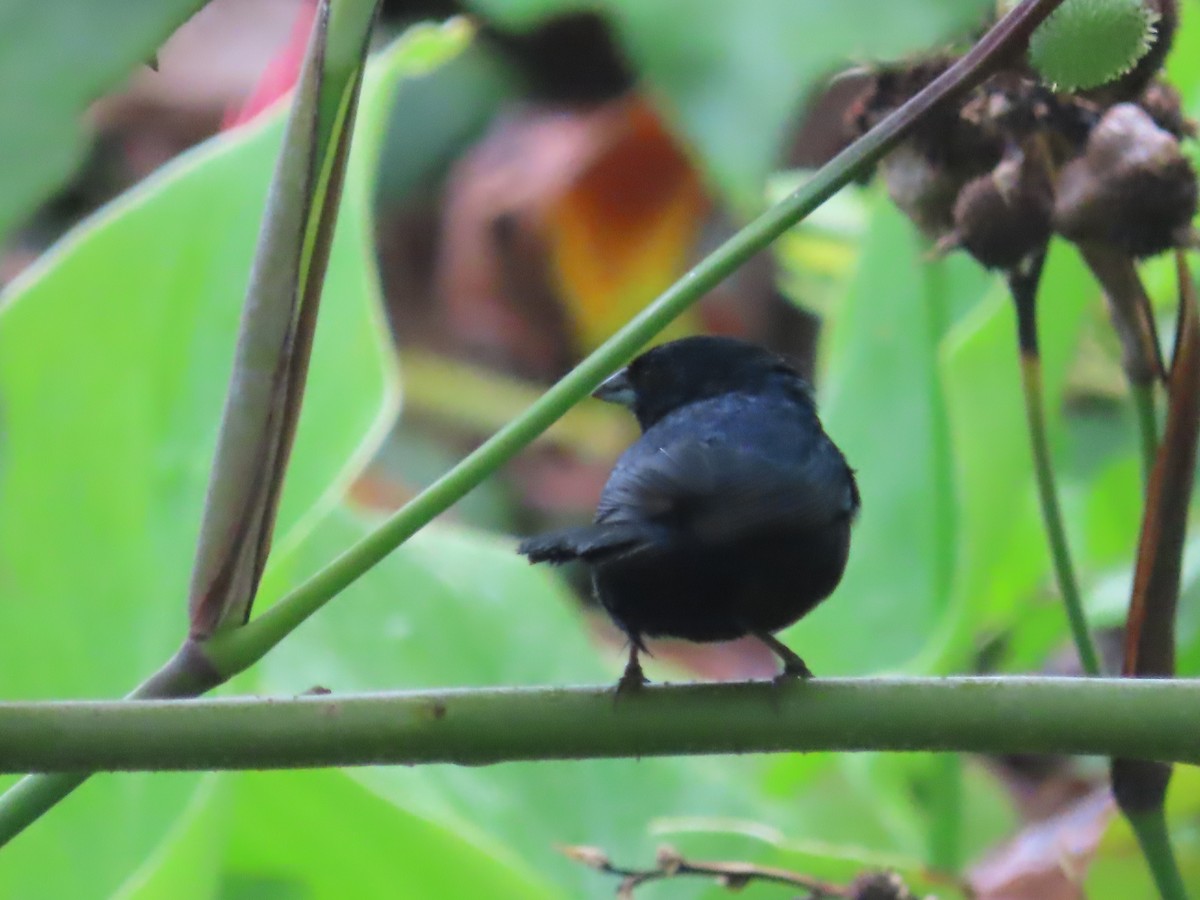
[518,336,859,686]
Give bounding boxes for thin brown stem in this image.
[1077,242,1166,386]
[561,844,851,898]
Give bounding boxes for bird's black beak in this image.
[592,367,636,408]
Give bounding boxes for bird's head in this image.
[593,336,814,430]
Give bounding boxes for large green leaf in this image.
[0,0,209,246]
[0,21,475,897]
[120,777,229,900]
[220,769,555,899]
[791,197,990,675]
[938,243,1094,663]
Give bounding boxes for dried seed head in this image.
[846,57,956,138]
[1137,80,1196,139]
[847,57,1003,238]
[948,146,1054,269]
[878,144,963,238]
[960,71,1086,149]
[1054,103,1198,257]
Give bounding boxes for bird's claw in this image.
[615,660,649,696]
[779,656,814,680]
[753,630,814,684]
[772,660,814,689]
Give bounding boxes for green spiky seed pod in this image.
[1029,0,1160,91]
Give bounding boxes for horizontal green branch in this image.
[3,677,1198,773]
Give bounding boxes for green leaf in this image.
[119,776,230,900]
[219,770,555,899]
[936,241,1093,662]
[0,19,475,895]
[0,0,208,245]
[794,197,990,675]
[0,45,398,700]
[255,513,609,692]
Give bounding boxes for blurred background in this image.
[2,0,1200,897]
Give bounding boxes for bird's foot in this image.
[614,645,649,698]
[615,662,648,695]
[754,631,814,684]
[773,656,814,686]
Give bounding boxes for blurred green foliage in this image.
[467,0,991,210]
[0,0,209,247]
[2,2,1200,898]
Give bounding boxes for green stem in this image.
[0,677,1197,774]
[0,775,89,846]
[1132,380,1161,484]
[1126,807,1190,900]
[1010,256,1101,675]
[203,0,1069,678]
[1020,354,1102,675]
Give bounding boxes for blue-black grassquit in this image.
[519,336,859,687]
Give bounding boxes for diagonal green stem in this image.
[202,0,1069,679]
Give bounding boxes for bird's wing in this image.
[597,436,857,545]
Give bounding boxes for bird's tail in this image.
[517,522,655,564]
[517,528,590,564]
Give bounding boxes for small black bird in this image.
[519,336,859,688]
